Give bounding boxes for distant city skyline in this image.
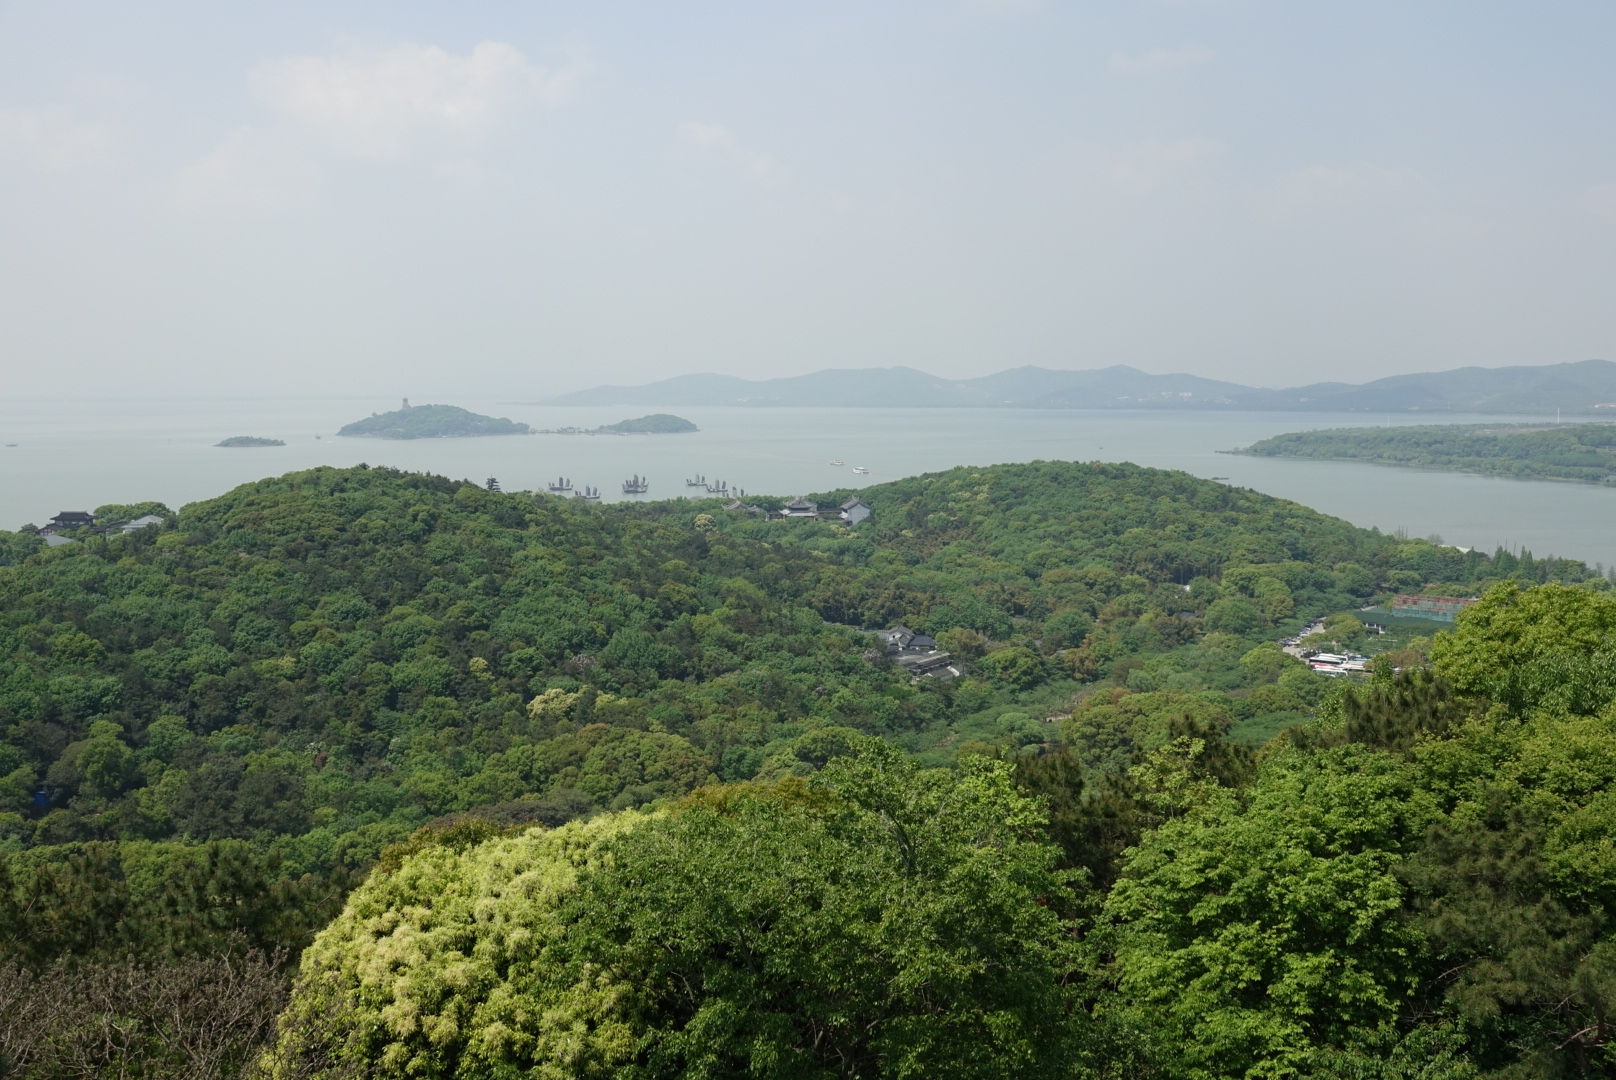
[1,1,1613,400]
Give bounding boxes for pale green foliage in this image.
[1431,581,1616,703]
[526,688,579,724]
[1098,743,1432,1079]
[265,739,1084,1079]
[263,813,647,1079]
[936,625,987,659]
[1125,735,1227,819]
[1252,577,1295,621]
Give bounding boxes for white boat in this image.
[852,466,869,475]
[829,459,844,466]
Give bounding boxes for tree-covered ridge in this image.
[1240,421,1616,483]
[0,465,906,873]
[336,404,531,439]
[0,460,1596,874]
[3,461,1616,1076]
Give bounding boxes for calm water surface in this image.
[1,398,1611,568]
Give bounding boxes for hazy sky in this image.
[2,1,1614,399]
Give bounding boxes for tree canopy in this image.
[1,460,1613,1077]
[266,739,1083,1080]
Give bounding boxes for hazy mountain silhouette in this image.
[538,360,1616,414]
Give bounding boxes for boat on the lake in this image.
[622,475,649,494]
[547,477,573,493]
[852,466,869,475]
[829,459,844,466]
[576,486,601,502]
[685,474,706,487]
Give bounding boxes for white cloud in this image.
[251,40,589,158]
[1109,45,1214,76]
[1109,136,1220,189]
[173,40,588,209]
[679,121,778,180]
[173,128,318,209]
[0,105,115,170]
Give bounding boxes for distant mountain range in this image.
[538,359,1616,414]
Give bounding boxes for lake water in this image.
[2,397,1612,569]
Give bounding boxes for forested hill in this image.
[1,460,1611,1076]
[0,459,1587,865]
[336,403,530,439]
[1241,421,1616,483]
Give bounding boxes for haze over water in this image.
[2,398,1610,570]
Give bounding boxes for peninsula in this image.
[216,436,285,447]
[1238,422,1616,483]
[337,402,531,439]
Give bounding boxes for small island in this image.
[337,402,532,440]
[216,436,286,447]
[1236,422,1616,483]
[601,413,698,433]
[537,413,700,435]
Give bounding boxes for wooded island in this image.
[337,402,531,439]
